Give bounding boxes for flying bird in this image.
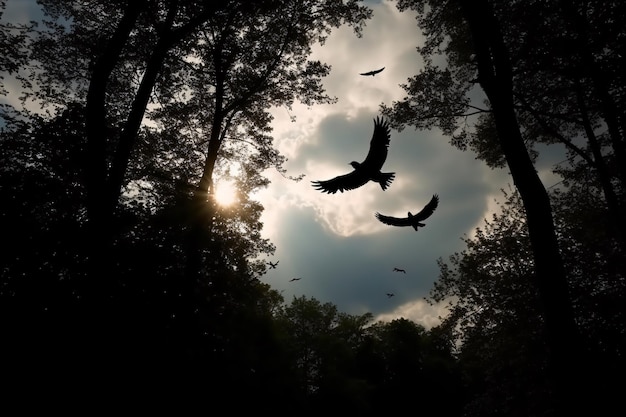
[375,194,440,231]
[311,116,395,194]
[360,67,385,76]
[386,293,395,298]
[289,277,302,282]
[393,267,406,274]
[267,261,279,269]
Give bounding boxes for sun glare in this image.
[214,180,238,206]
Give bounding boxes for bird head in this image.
[349,161,361,169]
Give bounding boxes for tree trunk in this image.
[83,0,147,312]
[184,39,228,283]
[107,40,170,217]
[458,0,583,413]
[85,0,145,256]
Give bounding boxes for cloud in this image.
[373,298,452,330]
[257,198,475,319]
[254,1,517,320]
[309,1,424,116]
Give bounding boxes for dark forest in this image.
[1,0,624,415]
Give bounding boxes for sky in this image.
[1,0,567,329]
[255,2,506,326]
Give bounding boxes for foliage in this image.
[431,187,626,416]
[384,1,626,414]
[273,295,464,415]
[0,0,376,408]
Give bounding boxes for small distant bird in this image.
[360,67,385,76]
[311,116,395,194]
[386,293,395,298]
[267,261,279,269]
[393,267,406,274]
[289,277,302,282]
[375,194,440,231]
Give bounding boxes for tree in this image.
[141,0,372,282]
[7,0,371,367]
[0,104,291,404]
[454,5,580,411]
[22,0,371,279]
[430,190,551,416]
[274,295,374,414]
[354,318,464,415]
[383,0,626,412]
[431,187,625,416]
[2,0,374,406]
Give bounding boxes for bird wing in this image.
[361,116,391,171]
[412,194,439,221]
[375,212,412,227]
[311,170,369,194]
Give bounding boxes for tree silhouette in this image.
[1,0,373,406]
[22,0,371,280]
[380,0,626,412]
[352,318,464,415]
[431,188,626,416]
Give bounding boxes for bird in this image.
[393,267,406,274]
[375,194,440,231]
[360,67,385,76]
[311,116,395,194]
[289,277,302,282]
[267,261,279,269]
[386,293,395,298]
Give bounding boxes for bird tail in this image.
[378,172,395,191]
[411,222,426,231]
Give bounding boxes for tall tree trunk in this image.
[185,39,227,283]
[458,0,583,413]
[107,34,174,218]
[84,0,145,271]
[82,0,147,372]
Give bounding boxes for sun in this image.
[213,180,238,206]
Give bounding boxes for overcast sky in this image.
[254,0,566,327]
[255,1,504,327]
[2,0,567,328]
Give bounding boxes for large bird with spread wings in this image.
[360,67,385,76]
[375,194,439,231]
[311,116,395,194]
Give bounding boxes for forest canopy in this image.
[1,0,625,415]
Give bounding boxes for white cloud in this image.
[252,2,516,321]
[309,1,423,115]
[373,298,452,330]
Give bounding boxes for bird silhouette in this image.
[375,194,439,231]
[386,292,395,298]
[311,116,395,194]
[393,267,406,274]
[267,261,279,269]
[289,277,302,282]
[360,67,385,76]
